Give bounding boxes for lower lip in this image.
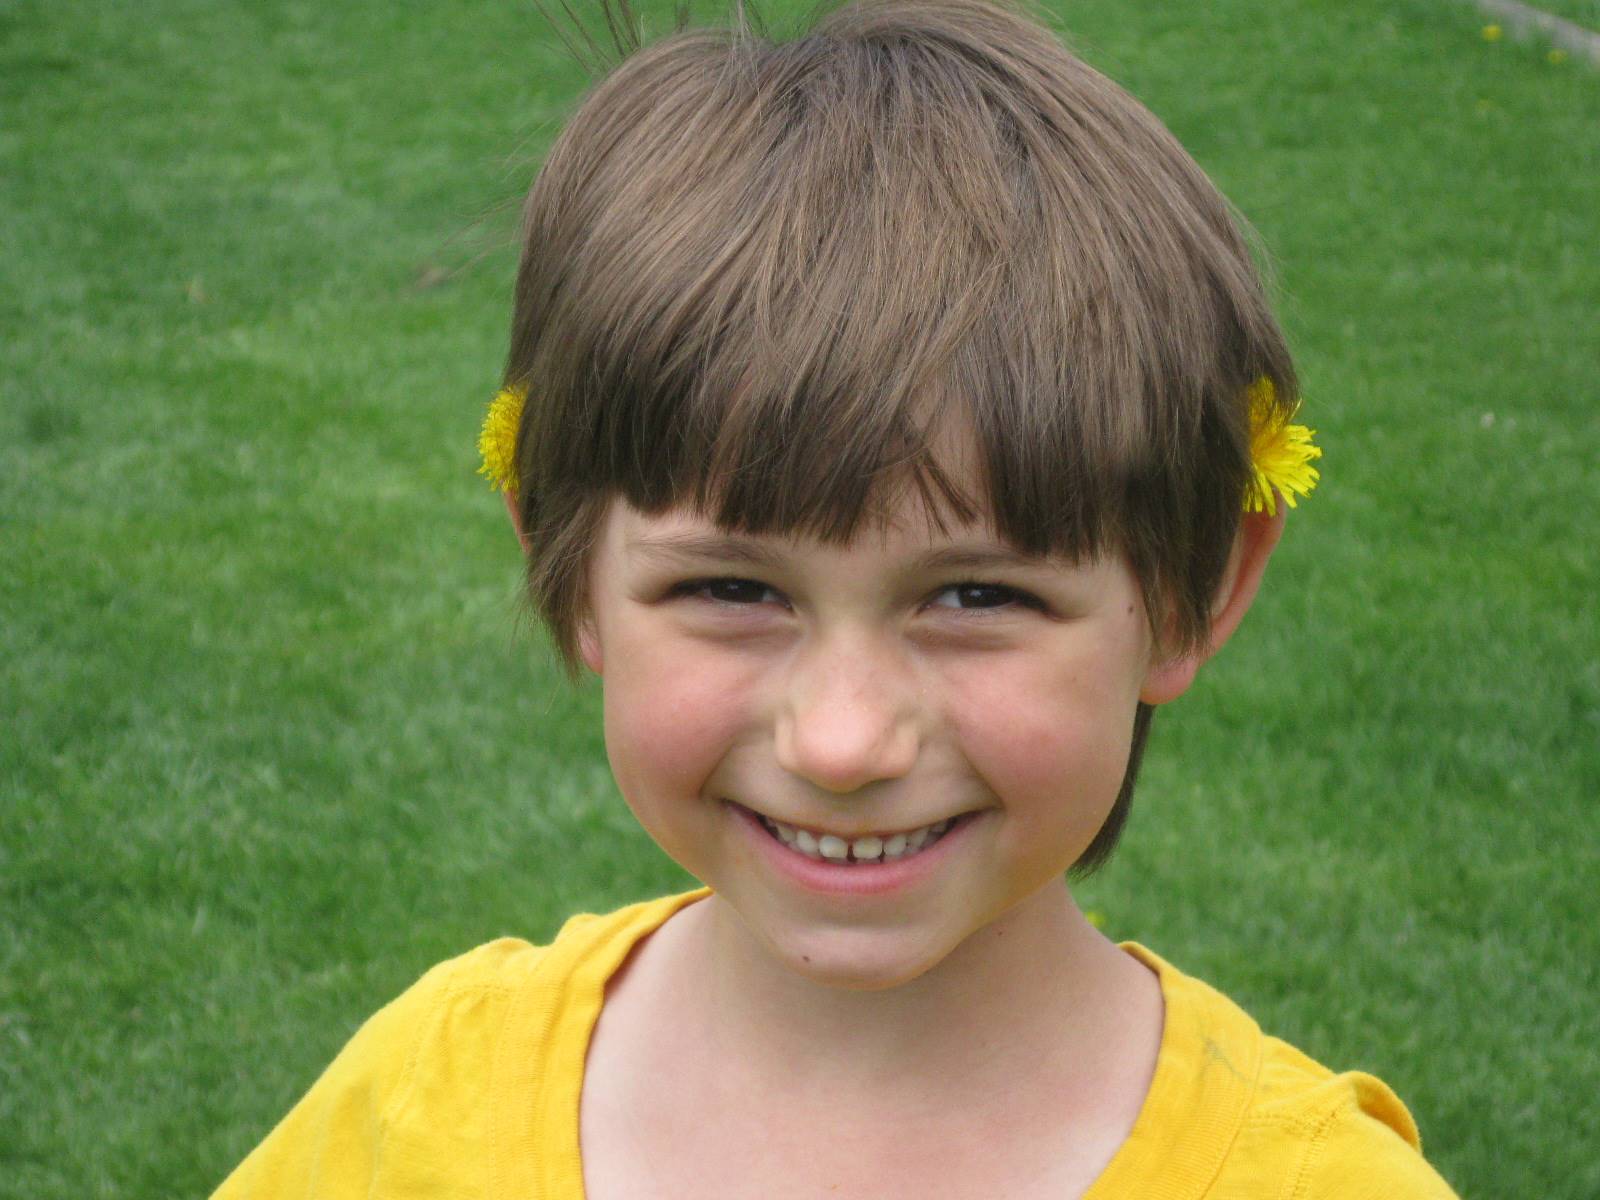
[729,802,979,897]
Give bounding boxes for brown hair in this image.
[504,0,1297,874]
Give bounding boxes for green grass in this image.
[3,0,1596,1195]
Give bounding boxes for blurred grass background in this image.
[3,0,1596,1195]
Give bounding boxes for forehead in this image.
[607,420,1006,560]
[613,499,1009,565]
[584,393,1137,588]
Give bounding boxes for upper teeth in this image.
[758,815,956,864]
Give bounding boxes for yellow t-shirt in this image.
[212,889,1459,1198]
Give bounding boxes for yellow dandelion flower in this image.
[478,385,526,494]
[1548,48,1568,64]
[1085,909,1107,930]
[1482,23,1502,41]
[1242,377,1322,517]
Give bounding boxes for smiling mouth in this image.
[735,805,971,865]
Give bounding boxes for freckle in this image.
[802,955,811,963]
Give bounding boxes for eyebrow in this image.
[626,532,1052,575]
[910,546,1054,573]
[627,533,788,571]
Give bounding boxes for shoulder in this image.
[315,888,710,1095]
[208,938,547,1199]
[370,888,709,1080]
[416,934,553,1013]
[1240,1038,1460,1198]
[380,935,554,1091]
[212,890,708,1199]
[316,934,559,1098]
[1116,944,1459,1200]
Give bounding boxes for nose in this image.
[774,631,922,794]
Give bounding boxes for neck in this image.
[655,880,1157,1118]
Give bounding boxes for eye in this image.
[929,583,1042,612]
[672,577,786,607]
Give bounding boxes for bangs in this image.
[508,2,1296,655]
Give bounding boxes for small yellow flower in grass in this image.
[478,385,526,493]
[1242,377,1322,517]
[1482,23,1502,41]
[1548,48,1568,64]
[1085,910,1106,930]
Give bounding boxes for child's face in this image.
[578,475,1181,991]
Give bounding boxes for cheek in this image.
[601,637,751,809]
[944,650,1140,830]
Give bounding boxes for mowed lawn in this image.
[3,0,1596,1195]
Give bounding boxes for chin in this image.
[764,921,960,992]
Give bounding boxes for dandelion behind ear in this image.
[478,386,524,495]
[1241,378,1322,516]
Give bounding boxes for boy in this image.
[215,0,1456,1194]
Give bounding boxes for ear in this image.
[504,489,605,675]
[503,489,532,556]
[1140,505,1286,705]
[577,618,603,675]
